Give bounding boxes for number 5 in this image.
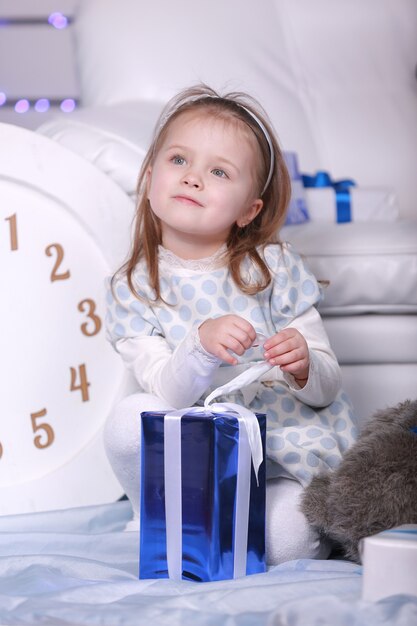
[31,408,55,449]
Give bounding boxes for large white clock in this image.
[0,123,135,515]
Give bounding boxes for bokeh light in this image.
[14,99,30,113]
[60,98,76,113]
[48,13,68,29]
[34,98,50,112]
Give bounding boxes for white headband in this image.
[238,104,275,196]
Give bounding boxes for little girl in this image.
[105,84,358,564]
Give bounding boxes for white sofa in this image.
[39,0,417,424]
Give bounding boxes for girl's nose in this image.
[181,170,202,189]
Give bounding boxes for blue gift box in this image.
[139,409,266,582]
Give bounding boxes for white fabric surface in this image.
[0,501,416,626]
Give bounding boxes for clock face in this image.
[0,123,135,514]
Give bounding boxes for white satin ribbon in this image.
[163,363,266,580]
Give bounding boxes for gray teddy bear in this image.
[301,399,417,563]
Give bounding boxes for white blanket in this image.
[0,501,416,625]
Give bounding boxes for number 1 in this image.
[5,213,18,250]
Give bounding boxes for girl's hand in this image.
[263,328,310,387]
[199,315,257,365]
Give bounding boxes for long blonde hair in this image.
[115,84,291,301]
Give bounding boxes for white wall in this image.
[0,0,79,129]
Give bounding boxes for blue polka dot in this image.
[181,284,195,300]
[275,272,288,289]
[351,425,359,440]
[250,308,265,323]
[295,469,312,483]
[202,280,217,295]
[114,323,125,337]
[130,300,146,315]
[291,265,300,281]
[267,435,285,451]
[223,281,232,297]
[130,316,146,332]
[271,295,283,311]
[281,397,296,413]
[105,311,113,324]
[319,414,329,426]
[286,431,300,445]
[179,305,192,321]
[283,452,301,464]
[296,301,310,316]
[116,284,131,300]
[106,290,114,305]
[196,298,212,315]
[283,418,299,427]
[307,428,322,438]
[217,297,229,312]
[135,274,148,287]
[170,325,186,340]
[164,291,178,306]
[289,287,298,304]
[300,405,315,419]
[115,304,128,319]
[302,279,316,296]
[325,455,341,469]
[330,401,344,416]
[334,418,347,433]
[159,308,173,323]
[233,296,248,312]
[260,390,276,405]
[320,437,336,450]
[338,436,350,452]
[266,408,278,421]
[306,452,320,467]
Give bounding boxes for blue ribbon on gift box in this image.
[302,171,356,223]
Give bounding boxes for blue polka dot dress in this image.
[106,242,358,486]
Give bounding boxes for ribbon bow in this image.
[302,170,356,223]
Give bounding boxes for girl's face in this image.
[147,111,263,258]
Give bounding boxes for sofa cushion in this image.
[281,220,417,315]
[73,0,320,169]
[37,102,162,199]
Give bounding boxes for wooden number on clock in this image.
[0,441,3,459]
[45,243,71,281]
[5,213,18,250]
[78,299,102,336]
[70,364,90,402]
[31,408,55,449]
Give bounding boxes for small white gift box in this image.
[362,525,417,601]
[305,186,399,222]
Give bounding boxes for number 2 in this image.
[45,243,70,281]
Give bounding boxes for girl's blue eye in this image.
[172,155,185,165]
[212,168,227,178]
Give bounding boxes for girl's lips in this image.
[173,195,203,207]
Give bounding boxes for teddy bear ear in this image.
[300,474,332,529]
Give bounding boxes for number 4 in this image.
[70,364,90,402]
